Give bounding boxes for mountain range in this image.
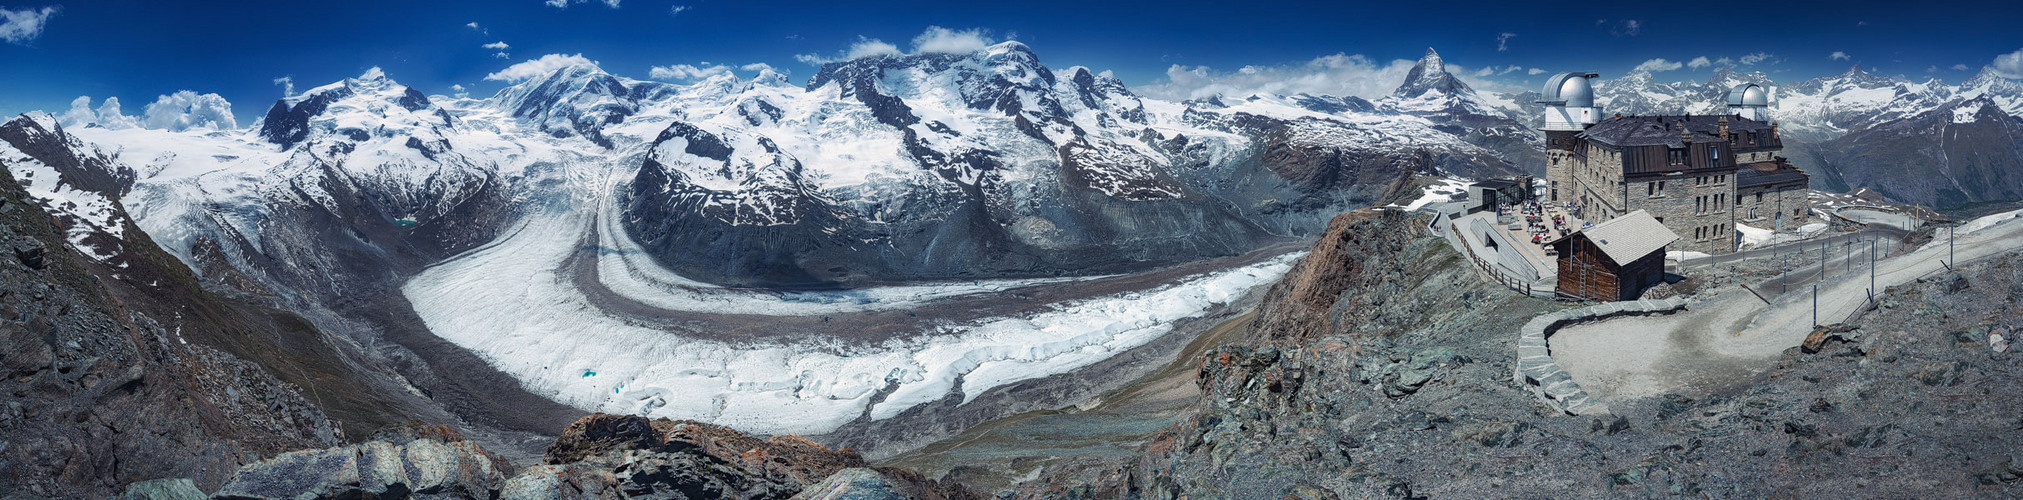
[36,42,1522,291]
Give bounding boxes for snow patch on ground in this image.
[1666,250,1712,261]
[1955,209,2023,237]
[1393,177,1471,212]
[1736,222,1828,250]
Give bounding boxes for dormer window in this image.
[1668,149,1685,165]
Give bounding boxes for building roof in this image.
[1736,161,1808,188]
[1552,210,1680,265]
[1471,178,1519,189]
[1578,114,1775,149]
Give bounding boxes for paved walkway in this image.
[1547,210,2023,404]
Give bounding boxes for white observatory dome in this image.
[1542,72,1596,108]
[1726,84,1768,107]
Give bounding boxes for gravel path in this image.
[1551,210,2023,403]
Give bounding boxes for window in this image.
[1668,149,1685,165]
[1711,145,1720,162]
[1756,192,1764,203]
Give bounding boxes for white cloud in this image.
[1687,56,1712,69]
[1496,32,1516,51]
[1528,68,1547,75]
[486,53,599,82]
[669,5,689,16]
[0,5,58,44]
[1633,58,1683,72]
[1498,65,1522,75]
[59,96,93,127]
[1739,52,1773,65]
[95,97,137,129]
[140,91,237,132]
[58,96,139,130]
[1952,63,1971,71]
[483,41,510,50]
[492,52,511,59]
[911,26,993,54]
[1715,57,1734,66]
[466,22,486,35]
[1993,48,2023,79]
[1474,66,1494,77]
[450,84,469,99]
[799,27,1002,65]
[1829,51,1851,61]
[1926,65,1939,73]
[1134,53,1424,101]
[273,76,294,97]
[545,0,620,8]
[740,62,779,73]
[1609,19,1641,37]
[647,63,731,80]
[845,37,900,59]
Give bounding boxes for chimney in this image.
[1718,115,1730,141]
[1679,119,1691,143]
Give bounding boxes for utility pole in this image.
[1869,238,1876,300]
[1813,284,1818,328]
[1782,252,1790,294]
[1948,223,1955,270]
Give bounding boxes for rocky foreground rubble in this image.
[1000,209,2023,498]
[112,415,978,499]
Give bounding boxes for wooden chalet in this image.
[1548,210,1680,302]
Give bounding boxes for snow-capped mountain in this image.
[609,42,1517,285]
[0,114,138,264]
[1374,48,1543,174]
[1805,97,2023,207]
[28,41,1520,293]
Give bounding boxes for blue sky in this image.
[3,0,2021,125]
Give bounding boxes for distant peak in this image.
[1393,47,1466,98]
[357,67,389,82]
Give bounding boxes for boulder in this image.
[116,478,207,500]
[12,240,44,269]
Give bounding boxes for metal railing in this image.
[1448,221,1560,300]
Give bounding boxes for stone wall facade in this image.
[1737,183,1810,230]
[1626,172,1738,255]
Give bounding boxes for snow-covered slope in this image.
[0,113,137,263]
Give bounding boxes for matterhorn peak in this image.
[1393,47,1470,98]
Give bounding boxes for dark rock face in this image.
[259,91,343,149]
[1808,98,2023,209]
[0,149,340,498]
